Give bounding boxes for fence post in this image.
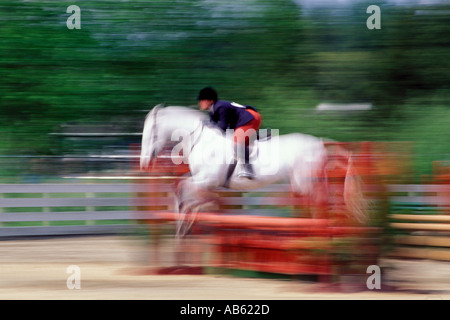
[0,193,3,228]
[86,192,95,225]
[42,193,51,226]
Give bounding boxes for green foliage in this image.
[0,0,448,175]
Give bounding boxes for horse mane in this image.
[158,105,208,120]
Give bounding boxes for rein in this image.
[189,120,205,153]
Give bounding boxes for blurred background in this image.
[1,0,449,297]
[0,0,449,181]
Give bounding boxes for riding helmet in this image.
[197,87,218,102]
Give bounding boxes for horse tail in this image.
[343,152,368,224]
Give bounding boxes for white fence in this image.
[0,183,449,241]
[0,183,158,237]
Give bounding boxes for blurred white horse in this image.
[140,104,367,236]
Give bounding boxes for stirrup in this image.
[238,172,254,180]
[238,165,255,180]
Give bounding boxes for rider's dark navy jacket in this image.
[209,100,258,132]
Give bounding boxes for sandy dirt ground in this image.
[0,235,449,300]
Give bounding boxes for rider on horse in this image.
[197,87,262,179]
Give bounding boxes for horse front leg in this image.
[173,177,218,269]
[174,177,220,239]
[174,178,206,237]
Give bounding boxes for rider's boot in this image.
[237,144,255,180]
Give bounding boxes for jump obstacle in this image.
[138,140,450,283]
[137,141,393,280]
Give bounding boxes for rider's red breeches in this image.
[233,109,262,146]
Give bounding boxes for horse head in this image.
[140,104,207,171]
[140,104,163,171]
